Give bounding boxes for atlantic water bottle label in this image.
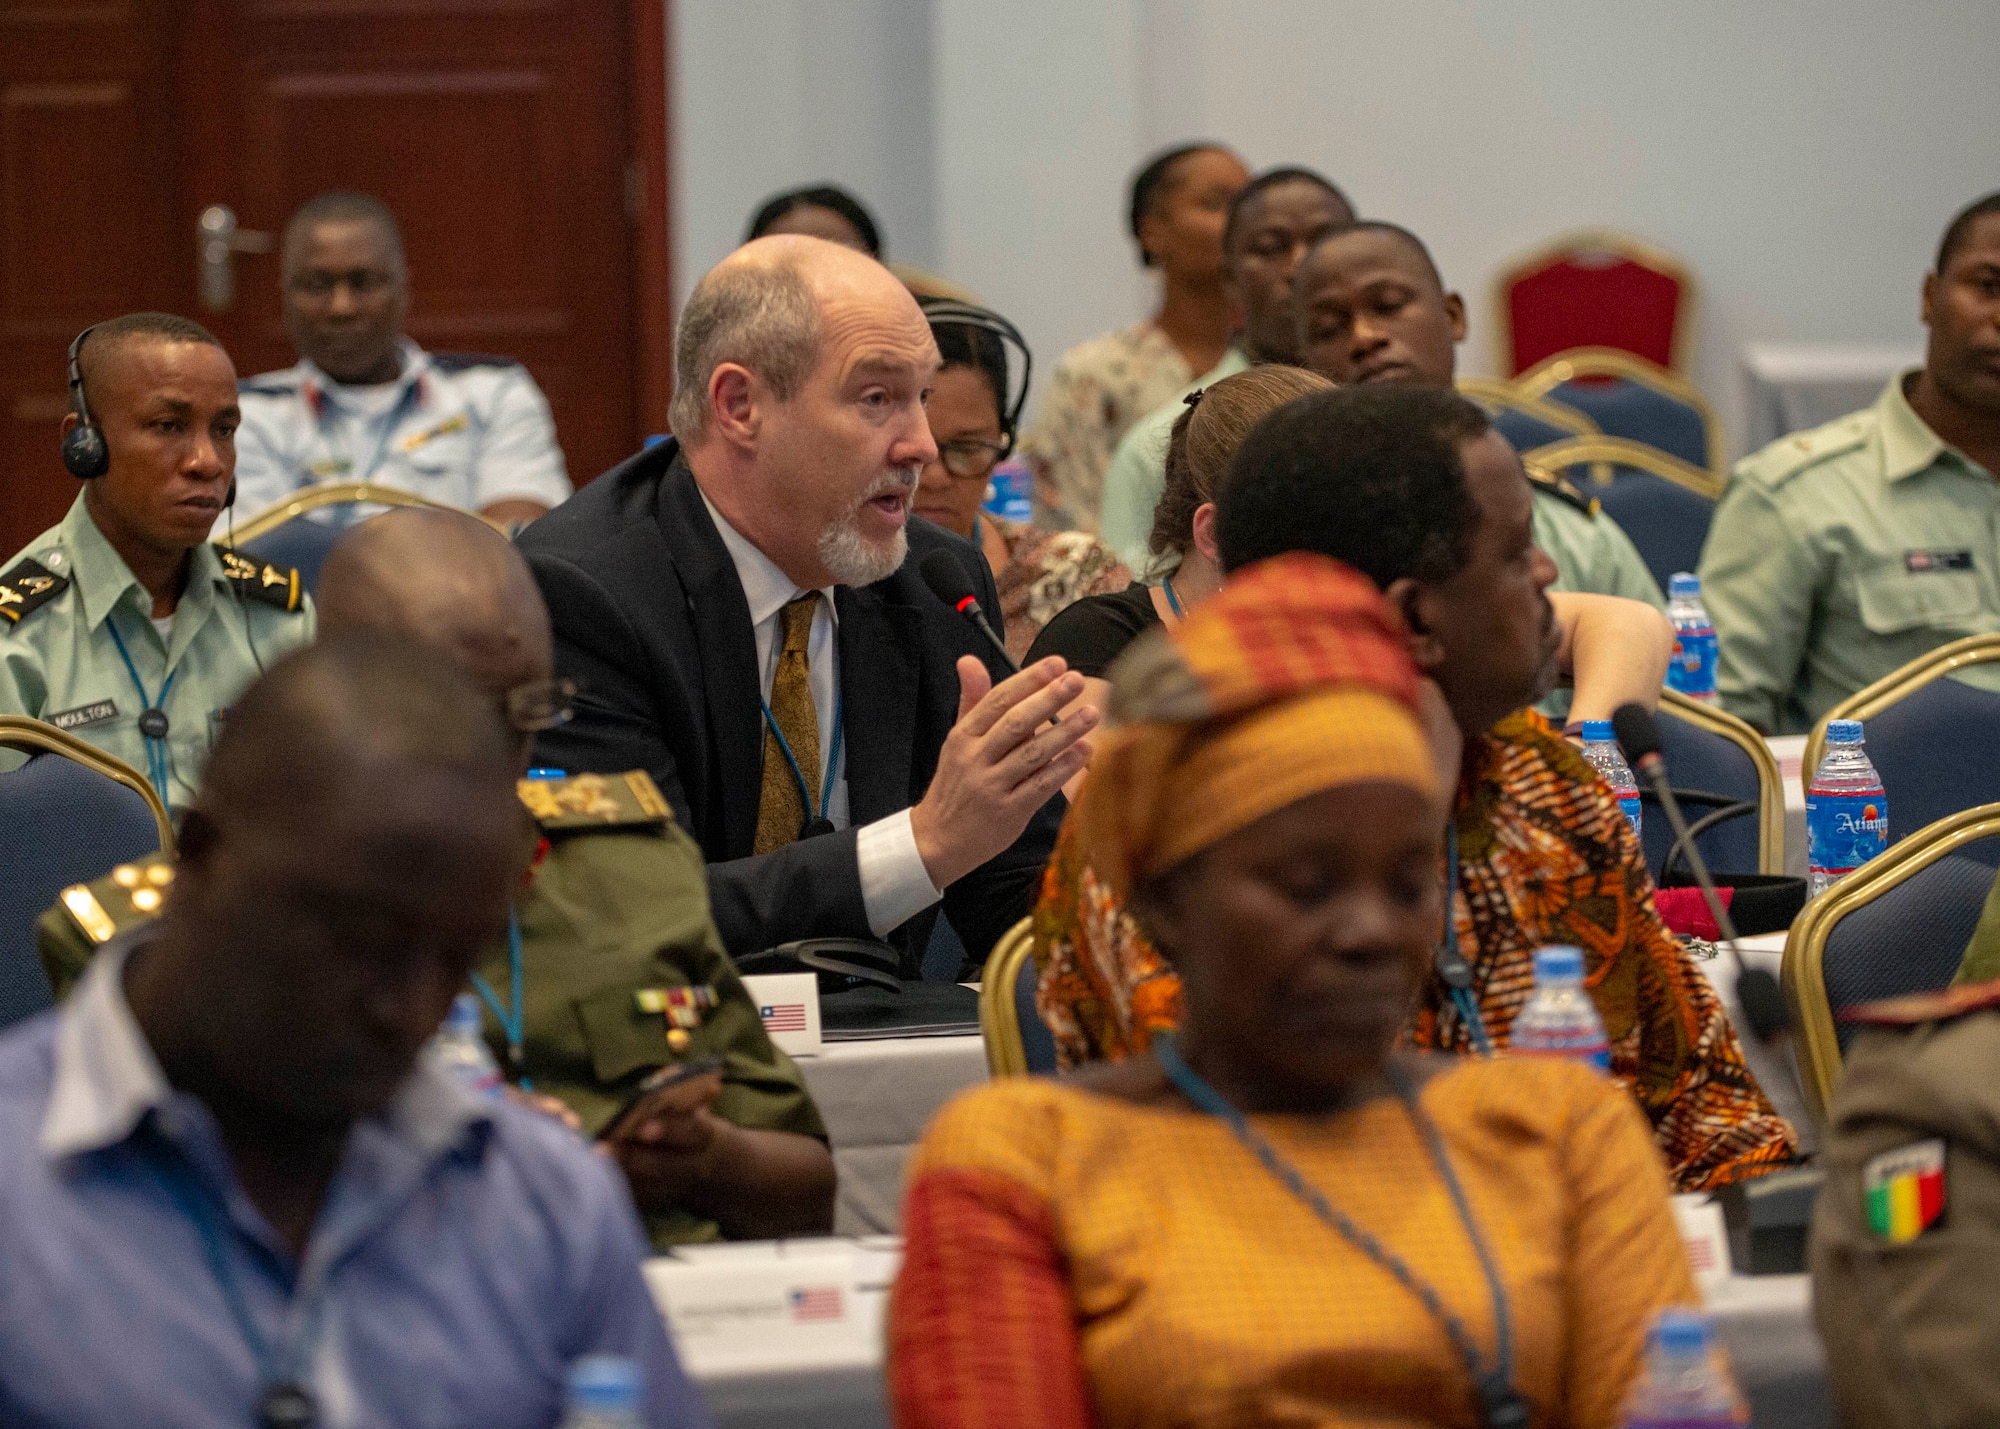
[1666,626,1718,698]
[1807,791,1888,876]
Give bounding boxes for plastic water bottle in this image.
[1664,573,1718,702]
[1619,1310,1747,1428]
[1579,720,1643,839]
[559,1355,643,1429]
[1510,945,1611,1070]
[434,993,503,1099]
[1806,719,1889,898]
[982,457,1034,524]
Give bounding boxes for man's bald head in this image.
[148,632,525,1126]
[318,508,552,699]
[668,234,925,443]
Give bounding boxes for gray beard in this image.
[817,509,907,587]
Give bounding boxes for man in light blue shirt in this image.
[1098,167,1353,571]
[0,633,708,1428]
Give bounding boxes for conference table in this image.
[653,1242,1829,1429]
[1741,340,1920,453]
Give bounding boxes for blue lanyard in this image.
[1153,1033,1526,1429]
[759,688,845,829]
[153,1141,325,1418]
[1437,822,1493,1055]
[470,913,529,1088]
[106,618,179,808]
[1161,574,1185,619]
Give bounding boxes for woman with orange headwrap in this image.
[888,554,1696,1429]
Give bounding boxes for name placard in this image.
[645,1246,865,1374]
[740,972,822,1057]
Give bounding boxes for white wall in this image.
[675,0,2000,457]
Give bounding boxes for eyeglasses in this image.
[937,437,1010,480]
[288,269,399,299]
[504,677,576,733]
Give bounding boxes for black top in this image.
[1026,581,1162,678]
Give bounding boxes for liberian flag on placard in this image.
[761,1003,808,1033]
[1864,1139,1945,1243]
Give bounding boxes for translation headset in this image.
[60,327,109,479]
[917,297,1033,447]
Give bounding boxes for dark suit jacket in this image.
[518,439,1064,972]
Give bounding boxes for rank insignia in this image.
[217,549,303,612]
[1864,1139,1946,1243]
[0,558,69,625]
[517,770,673,830]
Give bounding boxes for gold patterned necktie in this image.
[753,593,824,855]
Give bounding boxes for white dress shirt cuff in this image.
[857,809,943,938]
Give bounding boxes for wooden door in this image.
[0,0,655,557]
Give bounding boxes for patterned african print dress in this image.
[1033,709,1799,1192]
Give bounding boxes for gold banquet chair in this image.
[979,916,1043,1077]
[0,718,174,1028]
[1455,377,1599,459]
[1525,435,1720,596]
[228,482,463,597]
[1517,346,1725,480]
[1647,690,1786,881]
[1784,803,2000,1119]
[1802,636,2000,840]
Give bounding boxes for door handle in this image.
[197,205,274,311]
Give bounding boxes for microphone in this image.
[920,550,1018,673]
[1612,703,1789,1043]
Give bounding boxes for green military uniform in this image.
[0,493,314,812]
[1700,373,2000,734]
[1809,975,2000,1428]
[1528,468,1667,608]
[1528,468,1665,723]
[37,769,827,1249]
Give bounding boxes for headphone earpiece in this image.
[917,297,1034,445]
[61,326,109,480]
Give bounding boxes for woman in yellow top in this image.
[888,553,1697,1428]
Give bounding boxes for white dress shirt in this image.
[699,490,942,938]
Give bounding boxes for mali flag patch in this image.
[1864,1139,1946,1243]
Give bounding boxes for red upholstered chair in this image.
[1498,229,1691,377]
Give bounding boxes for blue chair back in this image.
[1645,706,1764,879]
[1594,470,1716,593]
[1821,842,2000,1054]
[1860,678,2000,866]
[1544,378,1712,470]
[0,751,164,1028]
[238,522,347,598]
[1014,950,1058,1073]
[1490,405,1584,454]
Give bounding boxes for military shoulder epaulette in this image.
[0,557,70,626]
[59,852,175,945]
[1740,411,1871,490]
[516,770,675,831]
[216,547,304,612]
[1842,974,2000,1028]
[1524,463,1600,517]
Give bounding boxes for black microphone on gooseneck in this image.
[1612,703,1789,1044]
[920,551,1019,673]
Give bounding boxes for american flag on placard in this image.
[761,1003,808,1033]
[1683,1236,1717,1272]
[789,1285,844,1321]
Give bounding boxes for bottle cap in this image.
[1579,719,1613,742]
[1668,572,1701,597]
[566,1354,642,1411]
[1827,719,1864,744]
[447,993,483,1032]
[1533,944,1584,982]
[525,768,566,780]
[1650,1309,1712,1356]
